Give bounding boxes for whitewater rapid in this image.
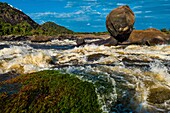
[0,39,170,112]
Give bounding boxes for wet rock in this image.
[106,5,135,42]
[30,36,53,42]
[0,71,19,82]
[122,28,170,46]
[58,34,77,40]
[89,37,118,46]
[148,87,170,104]
[122,57,151,67]
[87,53,109,62]
[76,38,86,46]
[76,37,118,46]
[0,35,29,41]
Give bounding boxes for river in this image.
[0,39,170,112]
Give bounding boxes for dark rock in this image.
[148,87,170,104]
[30,36,52,42]
[121,28,170,45]
[0,71,19,82]
[106,5,135,42]
[76,37,118,46]
[76,38,86,46]
[122,57,151,67]
[58,35,77,40]
[0,35,29,41]
[89,37,118,46]
[87,53,109,62]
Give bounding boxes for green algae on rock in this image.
[0,70,102,113]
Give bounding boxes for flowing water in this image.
[0,39,170,113]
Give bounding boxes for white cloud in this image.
[80,6,92,12]
[116,3,126,6]
[87,23,91,26]
[83,0,97,1]
[74,10,85,15]
[94,19,102,21]
[40,20,46,24]
[9,3,22,11]
[65,1,75,8]
[144,16,154,18]
[134,11,142,14]
[145,11,152,13]
[133,6,142,9]
[29,10,91,22]
[102,8,112,11]
[91,25,103,28]
[71,15,90,21]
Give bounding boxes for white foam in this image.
[150,60,170,85]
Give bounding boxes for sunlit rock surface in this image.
[106,5,135,42]
[125,28,170,45]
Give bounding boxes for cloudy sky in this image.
[1,0,170,32]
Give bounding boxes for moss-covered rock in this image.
[0,70,101,113]
[147,87,170,104]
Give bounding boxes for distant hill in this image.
[0,2,73,36]
[0,2,38,28]
[38,22,73,35]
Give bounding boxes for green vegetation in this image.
[0,70,101,113]
[0,20,34,36]
[75,31,109,35]
[0,2,74,36]
[160,28,170,34]
[39,22,73,35]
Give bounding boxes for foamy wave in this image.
[150,60,170,85]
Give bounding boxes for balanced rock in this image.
[122,28,170,45]
[106,5,135,42]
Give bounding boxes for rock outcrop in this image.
[121,28,170,45]
[76,5,169,46]
[106,5,135,42]
[0,35,29,41]
[76,5,135,46]
[30,36,53,42]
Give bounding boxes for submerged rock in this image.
[87,53,109,62]
[106,5,135,42]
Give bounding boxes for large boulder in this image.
[106,5,135,42]
[122,28,170,45]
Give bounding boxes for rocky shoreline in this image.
[0,34,109,42]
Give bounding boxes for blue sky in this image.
[1,0,170,32]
